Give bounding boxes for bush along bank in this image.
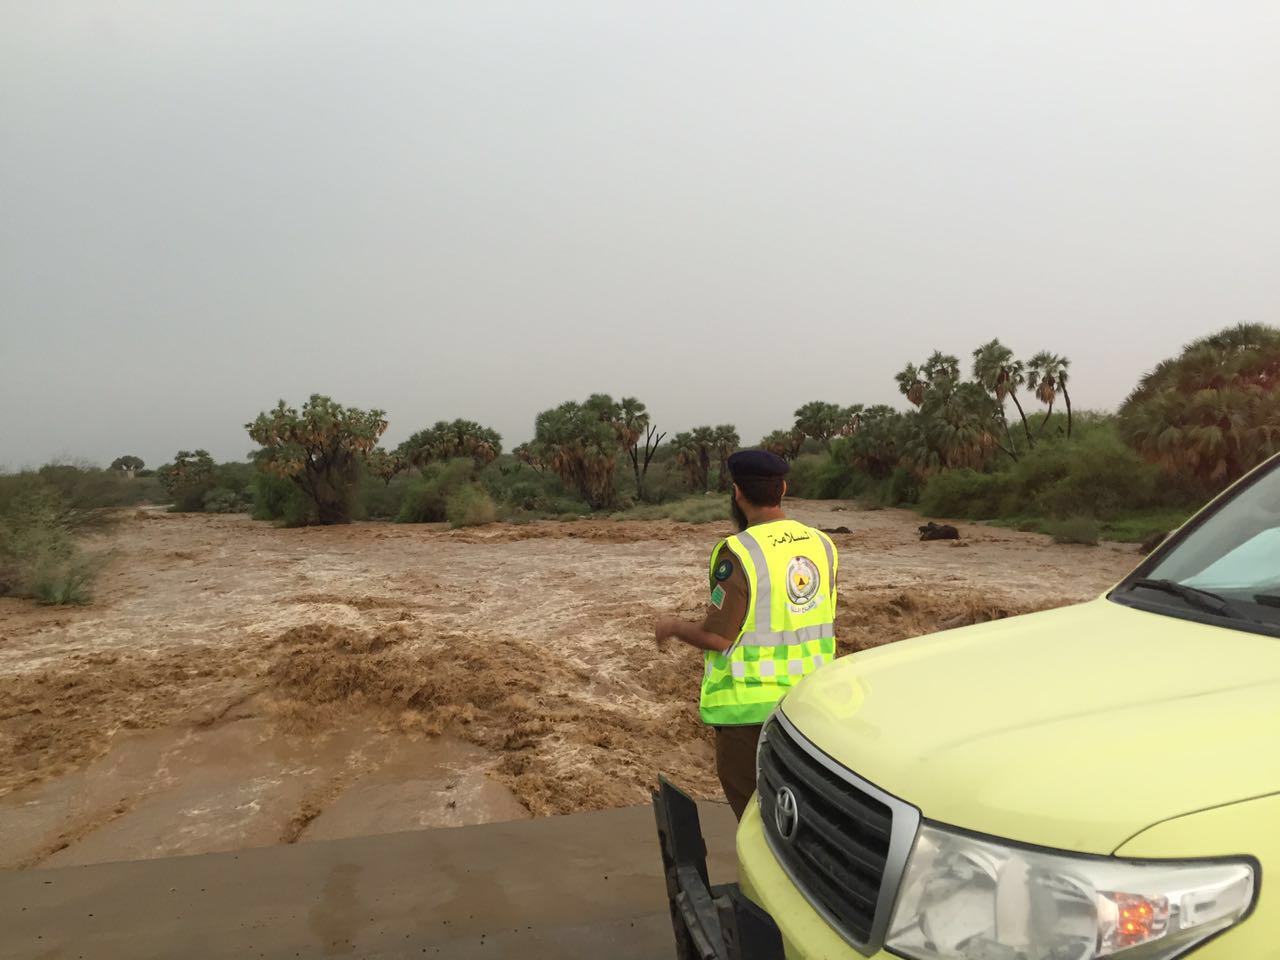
[786,417,1197,544]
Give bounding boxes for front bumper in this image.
[652,776,883,960]
[652,777,786,960]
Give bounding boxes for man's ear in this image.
[781,479,788,499]
[731,483,742,504]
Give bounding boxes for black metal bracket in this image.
[652,776,786,960]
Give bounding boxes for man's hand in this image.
[654,616,678,650]
[652,616,732,654]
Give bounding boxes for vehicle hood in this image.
[781,599,1280,855]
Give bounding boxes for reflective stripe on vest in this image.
[699,519,839,726]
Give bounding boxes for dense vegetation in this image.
[764,328,1277,541]
[0,465,163,605]
[4,323,1279,603]
[1118,324,1280,494]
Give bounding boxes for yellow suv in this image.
[656,455,1278,960]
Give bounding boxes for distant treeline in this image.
[3,324,1278,604]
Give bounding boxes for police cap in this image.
[727,449,790,482]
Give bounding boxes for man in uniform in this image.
[654,450,839,819]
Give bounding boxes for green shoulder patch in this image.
[710,584,726,609]
[713,559,734,582]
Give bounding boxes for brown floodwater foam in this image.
[0,507,1139,867]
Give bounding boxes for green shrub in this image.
[1098,511,1190,543]
[666,498,730,523]
[991,509,1189,544]
[610,495,729,523]
[881,467,921,506]
[0,484,98,604]
[0,473,43,519]
[358,472,412,520]
[630,460,688,504]
[170,487,208,512]
[914,421,1190,523]
[21,463,164,510]
[545,498,592,518]
[158,451,217,512]
[446,484,498,527]
[778,445,871,502]
[1028,436,1160,518]
[202,487,240,514]
[478,457,581,512]
[785,455,827,499]
[396,477,447,523]
[211,461,256,497]
[251,472,314,527]
[30,555,96,605]
[396,459,477,523]
[1049,516,1101,545]
[918,469,1008,518]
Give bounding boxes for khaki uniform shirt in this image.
[702,546,750,644]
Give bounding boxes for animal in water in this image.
[919,521,960,542]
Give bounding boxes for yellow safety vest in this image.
[699,519,839,726]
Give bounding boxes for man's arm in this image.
[655,617,732,653]
[654,544,749,654]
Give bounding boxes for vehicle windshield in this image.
[1116,458,1280,633]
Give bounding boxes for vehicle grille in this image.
[757,715,896,948]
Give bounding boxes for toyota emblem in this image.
[774,786,800,841]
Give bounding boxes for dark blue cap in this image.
[727,449,790,481]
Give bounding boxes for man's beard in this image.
[731,497,748,532]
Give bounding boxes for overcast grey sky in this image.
[2,1,1278,469]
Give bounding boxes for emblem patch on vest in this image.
[786,556,821,605]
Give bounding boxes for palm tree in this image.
[895,364,927,406]
[838,405,865,438]
[792,401,845,449]
[711,424,740,491]
[760,430,796,461]
[898,353,960,407]
[513,441,545,473]
[616,397,645,451]
[971,338,1033,451]
[1119,324,1280,491]
[900,379,1000,475]
[1027,352,1073,437]
[846,406,905,479]
[366,447,406,486]
[532,400,621,508]
[922,351,961,383]
[617,397,665,501]
[672,432,707,491]
[397,419,502,466]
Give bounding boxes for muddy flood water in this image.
[0,503,1142,869]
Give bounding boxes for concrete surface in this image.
[0,801,739,960]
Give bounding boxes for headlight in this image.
[886,823,1255,959]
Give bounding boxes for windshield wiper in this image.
[1129,578,1240,618]
[1254,594,1280,609]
